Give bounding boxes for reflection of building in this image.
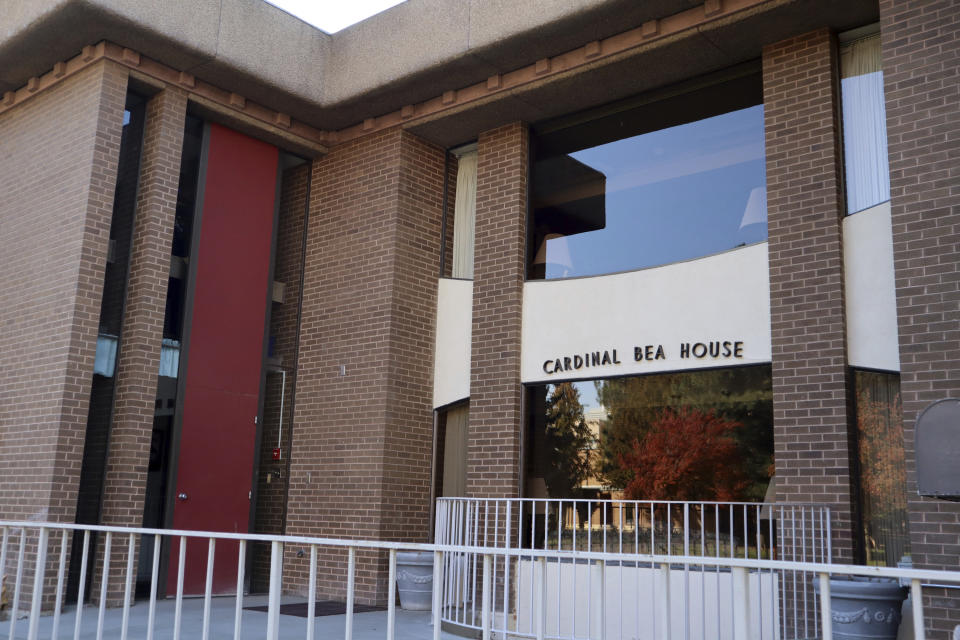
[2,0,959,633]
[580,406,607,493]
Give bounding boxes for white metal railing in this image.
[434,498,832,640]
[0,518,958,640]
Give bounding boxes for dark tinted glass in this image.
[530,78,766,279]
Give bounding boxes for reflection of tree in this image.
[543,383,593,499]
[856,380,910,566]
[597,367,773,501]
[619,408,748,500]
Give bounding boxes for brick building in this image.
[1,0,959,634]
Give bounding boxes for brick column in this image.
[0,60,128,612]
[0,60,127,524]
[882,1,960,633]
[763,30,857,563]
[467,122,529,499]
[96,87,187,602]
[286,129,443,603]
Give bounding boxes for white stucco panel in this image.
[843,201,900,372]
[433,278,473,408]
[521,244,772,384]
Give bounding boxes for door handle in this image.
[177,492,188,501]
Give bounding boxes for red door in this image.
[168,123,278,595]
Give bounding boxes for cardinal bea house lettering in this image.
[542,340,745,375]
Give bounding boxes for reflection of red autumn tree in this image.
[857,391,906,509]
[855,382,910,566]
[618,408,749,501]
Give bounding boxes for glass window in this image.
[529,75,766,280]
[840,32,890,214]
[525,366,773,502]
[437,404,469,497]
[451,149,477,279]
[853,370,910,567]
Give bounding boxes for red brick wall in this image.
[466,123,529,500]
[0,61,128,524]
[881,0,960,633]
[251,162,310,592]
[762,30,857,563]
[285,128,443,603]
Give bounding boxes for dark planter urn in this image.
[818,577,907,640]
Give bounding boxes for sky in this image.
[262,0,407,33]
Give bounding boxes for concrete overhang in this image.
[1,0,878,143]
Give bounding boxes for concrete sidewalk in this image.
[0,595,461,640]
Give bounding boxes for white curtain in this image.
[159,338,180,378]
[94,334,118,377]
[442,405,469,497]
[452,150,478,279]
[840,34,890,214]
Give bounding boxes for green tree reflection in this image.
[543,382,594,499]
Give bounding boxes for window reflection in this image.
[853,370,910,566]
[530,102,767,279]
[526,366,773,503]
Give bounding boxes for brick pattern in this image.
[95,87,188,603]
[467,123,529,500]
[251,162,310,592]
[881,0,960,633]
[285,129,443,603]
[0,61,127,525]
[102,88,188,527]
[762,31,856,563]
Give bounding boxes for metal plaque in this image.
[916,398,960,500]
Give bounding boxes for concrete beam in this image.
[0,0,878,139]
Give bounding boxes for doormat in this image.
[245,601,387,618]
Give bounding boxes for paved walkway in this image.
[0,595,461,640]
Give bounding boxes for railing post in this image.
[659,563,671,640]
[235,539,246,640]
[599,557,606,640]
[74,530,91,640]
[97,531,111,640]
[482,553,492,640]
[202,538,215,640]
[266,540,283,640]
[345,547,355,640]
[911,579,925,640]
[173,536,186,640]
[536,556,547,640]
[10,528,26,640]
[433,550,443,640]
[732,566,750,640]
[818,572,832,640]
[388,549,397,640]
[307,545,317,640]
[121,533,135,640]
[27,526,48,640]
[51,529,67,640]
[147,534,161,640]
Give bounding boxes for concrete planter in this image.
[818,577,907,640]
[396,551,434,611]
